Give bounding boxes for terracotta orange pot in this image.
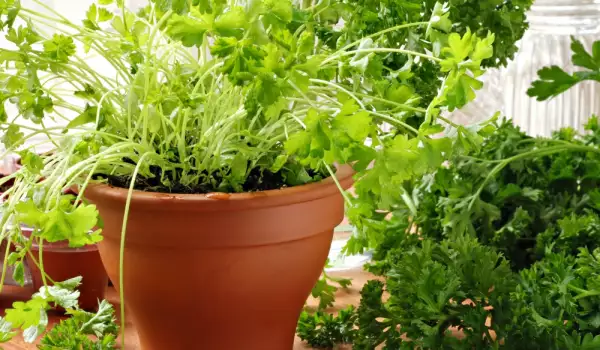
[0,167,17,257]
[85,165,354,350]
[23,229,108,311]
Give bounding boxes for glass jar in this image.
[450,0,600,136]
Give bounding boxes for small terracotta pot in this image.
[23,229,108,311]
[85,165,354,350]
[0,168,17,256]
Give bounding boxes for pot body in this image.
[25,239,108,311]
[85,166,354,350]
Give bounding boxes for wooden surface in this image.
[0,268,374,349]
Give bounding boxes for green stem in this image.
[469,144,600,211]
[353,92,426,113]
[322,48,441,66]
[324,162,352,205]
[438,115,460,129]
[26,249,56,285]
[309,79,365,109]
[368,111,419,135]
[38,239,48,287]
[117,152,154,349]
[568,284,600,299]
[335,22,429,54]
[0,235,13,293]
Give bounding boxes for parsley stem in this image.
[574,289,600,300]
[438,115,460,129]
[368,111,419,135]
[0,236,13,294]
[117,152,154,349]
[309,79,365,109]
[26,248,56,285]
[352,92,426,113]
[322,48,441,66]
[48,143,145,195]
[38,239,48,288]
[31,0,74,25]
[469,144,600,211]
[335,22,429,54]
[324,162,352,205]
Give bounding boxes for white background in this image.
[0,0,145,157]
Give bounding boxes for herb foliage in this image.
[0,0,502,345]
[298,116,600,349]
[299,40,600,349]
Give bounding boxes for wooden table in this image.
[0,268,374,349]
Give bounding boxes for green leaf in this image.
[65,104,101,131]
[445,74,483,110]
[36,285,80,310]
[386,84,414,104]
[290,70,309,92]
[54,277,83,291]
[5,297,49,334]
[43,34,76,62]
[333,110,371,142]
[427,2,452,36]
[263,0,293,23]
[264,98,287,120]
[419,123,445,136]
[15,200,45,228]
[68,299,117,338]
[40,203,101,247]
[0,103,6,124]
[285,131,311,158]
[1,124,24,149]
[297,30,315,57]
[73,84,99,101]
[441,29,475,70]
[210,36,237,57]
[470,32,495,62]
[528,66,595,101]
[12,261,24,287]
[295,56,322,77]
[86,3,98,24]
[7,252,19,266]
[111,11,134,36]
[230,153,247,182]
[18,150,43,174]
[571,37,600,71]
[529,38,600,101]
[213,6,246,36]
[97,7,113,22]
[166,10,212,47]
[296,306,357,348]
[152,0,190,14]
[270,155,288,172]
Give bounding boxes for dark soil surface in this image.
[0,175,14,194]
[0,183,11,193]
[97,166,323,194]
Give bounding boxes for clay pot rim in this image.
[84,164,354,212]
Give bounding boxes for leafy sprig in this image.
[310,259,352,311]
[38,300,118,350]
[528,37,600,101]
[297,306,357,349]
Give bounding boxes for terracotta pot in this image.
[85,165,354,350]
[0,167,17,256]
[23,229,108,311]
